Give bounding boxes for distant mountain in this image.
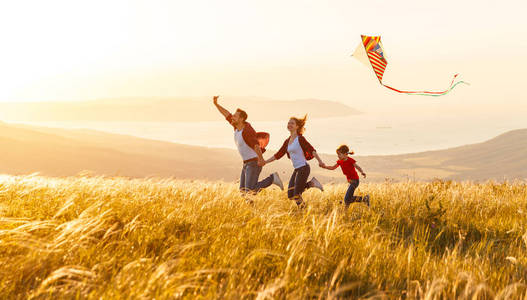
[361,129,527,181]
[0,97,360,122]
[0,122,299,180]
[0,122,525,182]
[0,122,241,179]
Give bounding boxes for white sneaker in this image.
[272,172,284,190]
[309,177,324,192]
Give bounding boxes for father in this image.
[213,96,283,194]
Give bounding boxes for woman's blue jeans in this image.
[287,164,310,199]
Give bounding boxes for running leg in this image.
[239,163,247,194]
[245,161,263,194]
[287,169,298,199]
[344,180,359,207]
[293,164,310,197]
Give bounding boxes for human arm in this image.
[354,163,366,178]
[268,139,288,163]
[212,95,231,118]
[241,124,265,166]
[320,163,339,170]
[312,151,325,167]
[265,139,287,164]
[265,155,277,164]
[254,145,266,167]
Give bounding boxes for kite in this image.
[352,35,468,96]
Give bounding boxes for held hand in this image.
[213,95,219,105]
[258,158,266,167]
[319,162,326,168]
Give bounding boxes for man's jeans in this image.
[240,160,273,193]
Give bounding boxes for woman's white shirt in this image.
[287,136,307,169]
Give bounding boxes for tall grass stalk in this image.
[0,175,526,299]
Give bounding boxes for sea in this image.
[21,112,527,156]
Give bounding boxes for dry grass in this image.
[0,174,527,299]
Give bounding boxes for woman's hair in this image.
[290,115,307,134]
[336,144,354,155]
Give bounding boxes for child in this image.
[320,145,370,207]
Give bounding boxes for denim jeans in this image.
[287,164,310,199]
[240,160,273,193]
[344,179,363,205]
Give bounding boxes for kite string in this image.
[382,74,469,96]
[404,81,470,97]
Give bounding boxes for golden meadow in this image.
[1,175,526,299]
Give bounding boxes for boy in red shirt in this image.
[321,145,370,207]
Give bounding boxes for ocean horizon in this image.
[17,112,527,156]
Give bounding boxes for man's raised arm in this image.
[213,95,231,118]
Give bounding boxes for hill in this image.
[0,122,525,181]
[0,121,241,179]
[0,97,360,122]
[355,129,527,181]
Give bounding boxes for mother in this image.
[265,115,324,208]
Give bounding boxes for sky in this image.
[1,0,526,115]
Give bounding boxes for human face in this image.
[287,119,298,133]
[232,111,244,126]
[337,151,348,160]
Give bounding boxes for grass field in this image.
[1,175,527,299]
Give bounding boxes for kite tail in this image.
[382,74,470,96]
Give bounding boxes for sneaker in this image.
[364,194,370,207]
[309,177,324,192]
[272,172,284,190]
